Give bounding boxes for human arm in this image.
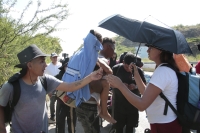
[0,106,6,133]
[97,58,112,74]
[105,74,161,111]
[129,63,146,94]
[56,68,103,92]
[195,61,200,74]
[0,83,12,133]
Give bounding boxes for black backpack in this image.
[2,76,47,124]
[160,64,200,130]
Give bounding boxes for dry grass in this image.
[142,67,155,72]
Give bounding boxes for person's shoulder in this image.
[196,61,200,66]
[137,67,145,74]
[156,64,176,75]
[1,82,13,92]
[112,63,122,69]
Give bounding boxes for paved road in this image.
[48,111,150,133]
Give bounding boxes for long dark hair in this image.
[160,51,179,72]
[8,67,28,82]
[19,67,28,78]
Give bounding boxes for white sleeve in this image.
[149,66,175,91]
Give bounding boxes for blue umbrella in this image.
[99,14,192,54]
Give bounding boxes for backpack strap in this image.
[159,92,179,116]
[39,76,47,91]
[6,76,47,124]
[159,64,181,118]
[7,80,21,124]
[10,80,21,107]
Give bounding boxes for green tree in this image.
[113,36,135,58]
[0,0,69,84]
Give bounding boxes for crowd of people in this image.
[0,29,200,133]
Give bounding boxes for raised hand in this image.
[105,74,124,89]
[129,62,138,74]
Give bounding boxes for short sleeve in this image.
[149,66,176,91]
[45,74,63,94]
[0,82,13,107]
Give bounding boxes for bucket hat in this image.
[15,44,50,68]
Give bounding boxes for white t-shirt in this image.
[45,62,62,76]
[146,64,178,124]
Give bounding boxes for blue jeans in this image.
[75,102,100,133]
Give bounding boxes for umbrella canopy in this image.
[99,14,192,54]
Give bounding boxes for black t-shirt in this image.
[112,63,146,114]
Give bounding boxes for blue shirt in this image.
[62,32,102,106]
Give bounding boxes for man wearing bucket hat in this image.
[0,44,103,133]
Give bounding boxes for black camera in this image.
[62,53,68,59]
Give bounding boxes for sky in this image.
[10,0,200,56]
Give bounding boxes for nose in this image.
[147,47,150,53]
[44,62,47,67]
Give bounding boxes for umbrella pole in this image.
[135,43,142,63]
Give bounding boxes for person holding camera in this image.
[110,52,146,133]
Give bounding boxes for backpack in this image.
[160,64,200,130]
[2,76,47,124]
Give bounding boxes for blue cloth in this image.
[62,32,103,106]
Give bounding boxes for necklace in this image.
[29,71,37,85]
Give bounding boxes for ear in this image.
[27,62,32,69]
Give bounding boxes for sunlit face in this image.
[104,42,115,58]
[28,56,47,76]
[147,46,162,61]
[50,56,58,64]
